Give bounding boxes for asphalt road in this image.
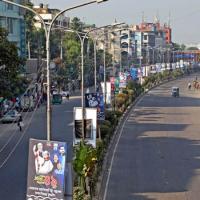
[0,95,81,199]
[104,74,200,200]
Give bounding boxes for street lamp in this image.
[1,0,108,141]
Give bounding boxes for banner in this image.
[85,93,105,120]
[119,72,127,88]
[114,77,120,94]
[110,77,115,92]
[74,107,97,147]
[101,82,111,104]
[130,67,138,80]
[27,139,67,200]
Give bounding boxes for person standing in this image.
[17,115,23,131]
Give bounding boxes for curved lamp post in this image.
[1,0,108,141]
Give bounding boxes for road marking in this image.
[103,96,144,200]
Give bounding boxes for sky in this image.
[32,0,200,44]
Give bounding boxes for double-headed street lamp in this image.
[1,0,108,141]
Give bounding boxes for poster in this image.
[114,77,120,94]
[119,72,127,88]
[110,77,115,92]
[26,139,67,200]
[130,67,138,80]
[74,107,97,147]
[85,93,105,120]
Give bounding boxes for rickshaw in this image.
[52,94,62,104]
[171,87,179,97]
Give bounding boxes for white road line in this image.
[103,96,144,200]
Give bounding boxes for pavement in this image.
[102,74,200,200]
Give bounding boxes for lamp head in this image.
[96,0,108,3]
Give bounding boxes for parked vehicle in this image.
[171,87,179,97]
[52,94,62,104]
[20,95,34,111]
[1,110,21,123]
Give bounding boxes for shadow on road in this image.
[139,94,200,107]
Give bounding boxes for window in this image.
[144,35,148,40]
[7,1,13,10]
[7,18,13,34]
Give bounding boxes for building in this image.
[33,4,69,29]
[0,0,26,57]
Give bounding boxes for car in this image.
[1,110,21,123]
[171,87,179,97]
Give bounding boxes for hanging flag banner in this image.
[114,77,120,94]
[85,93,105,120]
[130,67,138,80]
[101,82,111,104]
[73,107,97,147]
[119,72,127,88]
[110,77,115,91]
[26,139,67,200]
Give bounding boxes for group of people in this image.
[33,142,65,176]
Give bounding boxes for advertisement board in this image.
[26,139,67,200]
[130,67,138,80]
[73,107,97,147]
[85,93,105,120]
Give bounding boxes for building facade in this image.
[33,4,70,29]
[0,0,26,57]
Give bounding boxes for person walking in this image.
[17,115,23,131]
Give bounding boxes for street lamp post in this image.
[1,0,108,141]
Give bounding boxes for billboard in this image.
[73,107,97,147]
[85,93,105,120]
[26,139,67,200]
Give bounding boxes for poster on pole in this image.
[110,77,115,92]
[119,72,127,88]
[26,139,67,200]
[85,93,105,120]
[100,82,111,105]
[73,107,97,147]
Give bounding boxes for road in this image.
[103,74,200,200]
[0,95,81,199]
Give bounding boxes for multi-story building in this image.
[0,0,26,57]
[33,4,70,29]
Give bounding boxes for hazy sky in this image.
[32,0,200,44]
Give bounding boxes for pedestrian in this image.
[17,115,23,131]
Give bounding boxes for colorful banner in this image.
[119,72,127,88]
[130,68,138,80]
[85,93,105,120]
[110,77,115,92]
[114,77,120,94]
[27,139,67,200]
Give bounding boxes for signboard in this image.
[101,82,111,104]
[74,107,97,147]
[85,93,105,120]
[26,139,67,200]
[119,72,127,88]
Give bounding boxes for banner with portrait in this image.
[26,139,67,200]
[85,93,105,120]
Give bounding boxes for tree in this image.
[0,28,27,98]
[187,47,199,51]
[70,17,83,32]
